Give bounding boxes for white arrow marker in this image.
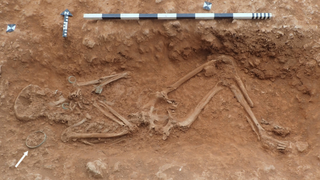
[15,151,28,168]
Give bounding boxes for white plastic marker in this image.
[15,151,28,168]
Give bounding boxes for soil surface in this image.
[1,0,320,179]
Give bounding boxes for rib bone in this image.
[71,118,87,127]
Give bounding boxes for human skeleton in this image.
[14,55,288,151]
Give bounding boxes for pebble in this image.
[288,33,294,39]
[204,65,216,77]
[85,113,92,120]
[171,21,181,28]
[130,171,138,179]
[296,141,309,153]
[306,60,317,68]
[44,164,54,170]
[34,174,42,180]
[86,160,107,179]
[113,161,121,172]
[253,58,261,66]
[7,159,17,168]
[163,2,175,13]
[82,37,95,49]
[314,53,320,66]
[263,165,275,173]
[155,0,162,3]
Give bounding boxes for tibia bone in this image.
[178,82,224,128]
[229,84,264,132]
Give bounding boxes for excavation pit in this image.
[1,0,320,179]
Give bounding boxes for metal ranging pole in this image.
[83,13,272,20]
[61,9,73,37]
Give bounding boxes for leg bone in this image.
[76,73,123,86]
[217,55,254,107]
[229,84,288,150]
[69,131,129,139]
[93,101,125,126]
[245,116,260,140]
[161,60,216,98]
[229,84,263,132]
[143,60,216,109]
[61,127,128,142]
[94,72,128,94]
[178,82,224,128]
[98,101,136,131]
[234,75,254,108]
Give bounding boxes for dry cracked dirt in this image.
[1,0,320,179]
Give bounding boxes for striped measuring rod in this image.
[61,9,73,37]
[83,13,272,20]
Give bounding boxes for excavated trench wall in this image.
[77,21,320,95]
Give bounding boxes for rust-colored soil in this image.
[1,0,320,179]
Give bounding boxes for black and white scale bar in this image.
[84,13,272,20]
